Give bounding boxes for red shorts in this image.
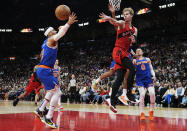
[114,64,127,72]
[112,47,129,65]
[25,74,41,96]
[35,85,44,94]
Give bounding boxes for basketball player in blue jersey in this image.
[34,13,77,128]
[132,48,156,121]
[52,59,63,111]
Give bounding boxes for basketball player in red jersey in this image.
[100,8,138,112]
[92,4,129,106]
[13,65,44,106]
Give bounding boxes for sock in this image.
[138,87,146,113]
[122,89,128,100]
[58,97,61,106]
[46,89,61,119]
[148,86,155,111]
[39,91,53,111]
[95,77,101,83]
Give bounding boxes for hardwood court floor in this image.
[0,100,187,131]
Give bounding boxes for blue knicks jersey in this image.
[39,39,58,68]
[52,66,59,78]
[135,57,151,80]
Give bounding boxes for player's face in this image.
[123,11,133,22]
[136,49,143,56]
[48,30,57,37]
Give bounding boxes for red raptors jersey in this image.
[115,24,135,51]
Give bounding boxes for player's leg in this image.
[118,69,129,105]
[121,57,136,101]
[109,69,126,113]
[13,82,35,106]
[57,88,63,111]
[92,68,115,91]
[34,68,59,128]
[148,86,155,120]
[138,86,147,120]
[35,94,39,106]
[13,90,28,106]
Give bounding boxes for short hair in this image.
[123,7,134,15]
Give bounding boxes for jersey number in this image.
[141,64,146,70]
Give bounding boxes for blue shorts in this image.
[36,68,59,90]
[136,77,153,88]
[128,54,132,60]
[110,60,116,69]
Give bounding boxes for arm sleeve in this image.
[53,23,70,41]
[150,64,155,77]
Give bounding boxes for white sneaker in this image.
[105,98,111,106]
[118,96,128,106]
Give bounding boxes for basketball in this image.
[55,5,71,21]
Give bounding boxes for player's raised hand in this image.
[108,3,115,13]
[99,13,111,21]
[68,12,78,25]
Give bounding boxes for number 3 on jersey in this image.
[141,64,146,70]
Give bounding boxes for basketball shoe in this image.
[149,111,154,120]
[43,117,57,128]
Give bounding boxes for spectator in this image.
[174,82,185,107]
[161,84,175,106]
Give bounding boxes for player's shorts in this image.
[36,67,59,90]
[113,63,127,72]
[110,60,116,69]
[136,77,153,88]
[35,85,44,94]
[128,54,132,60]
[112,47,129,65]
[25,75,41,96]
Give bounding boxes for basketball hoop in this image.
[109,0,121,11]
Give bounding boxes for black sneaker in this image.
[44,117,57,128]
[13,98,19,106]
[35,102,37,106]
[33,108,44,120]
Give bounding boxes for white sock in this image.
[138,87,146,113]
[58,97,61,106]
[95,77,101,83]
[109,88,112,96]
[39,91,53,111]
[122,89,127,98]
[148,86,155,111]
[46,89,61,119]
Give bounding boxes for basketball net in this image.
[109,0,121,11]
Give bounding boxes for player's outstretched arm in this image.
[108,3,118,30]
[53,12,78,42]
[99,13,124,27]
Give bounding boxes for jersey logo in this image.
[118,30,134,39]
[116,50,122,56]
